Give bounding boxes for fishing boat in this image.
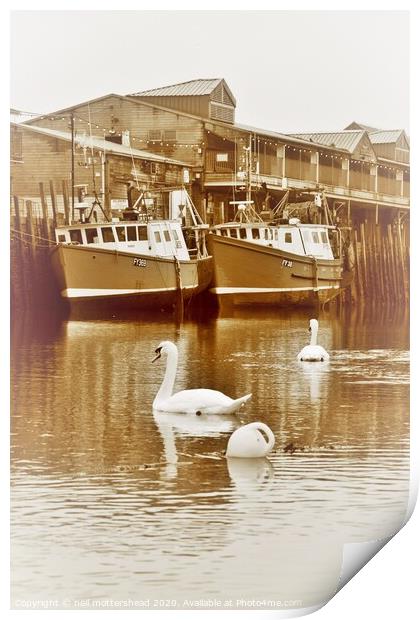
[50,196,212,313]
[206,212,343,307]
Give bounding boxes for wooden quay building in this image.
[15,78,409,228]
[11,79,409,309]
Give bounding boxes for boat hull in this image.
[206,233,342,307]
[50,244,213,311]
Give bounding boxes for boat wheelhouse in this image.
[206,220,343,307]
[50,218,213,312]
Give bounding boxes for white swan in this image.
[226,422,275,458]
[297,318,330,362]
[152,341,252,414]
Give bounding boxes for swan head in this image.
[309,318,318,332]
[152,340,178,363]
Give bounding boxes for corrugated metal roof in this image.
[232,122,325,148]
[290,131,365,153]
[212,122,350,151]
[344,121,379,132]
[11,123,190,166]
[131,79,223,98]
[369,130,403,144]
[10,108,40,124]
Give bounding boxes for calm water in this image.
[11,307,410,610]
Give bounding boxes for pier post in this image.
[39,182,51,241]
[49,180,58,228]
[62,179,70,225]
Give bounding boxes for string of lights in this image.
[12,110,408,173]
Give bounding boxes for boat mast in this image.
[246,133,252,204]
[70,111,75,224]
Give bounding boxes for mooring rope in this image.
[10,227,56,245]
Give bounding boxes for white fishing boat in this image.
[50,191,213,312]
[206,196,344,307]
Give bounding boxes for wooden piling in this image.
[353,229,363,302]
[62,179,70,225]
[375,225,386,301]
[396,214,409,303]
[386,224,398,304]
[39,182,51,241]
[360,223,368,297]
[13,195,21,231]
[25,200,37,255]
[49,180,58,228]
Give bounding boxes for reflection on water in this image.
[11,307,409,609]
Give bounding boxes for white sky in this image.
[10,10,409,134]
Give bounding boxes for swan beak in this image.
[152,347,162,363]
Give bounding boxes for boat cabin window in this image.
[154,231,162,243]
[138,226,148,242]
[69,229,83,244]
[163,230,171,242]
[264,229,270,241]
[102,227,115,243]
[220,228,228,237]
[231,229,238,238]
[312,231,320,244]
[85,228,99,244]
[172,228,179,241]
[127,226,136,241]
[321,231,328,244]
[274,230,278,241]
[58,234,66,242]
[285,232,292,243]
[116,226,126,242]
[240,228,247,239]
[252,228,260,239]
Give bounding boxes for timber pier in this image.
[10,78,409,317]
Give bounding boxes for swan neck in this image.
[156,348,178,403]
[310,325,318,347]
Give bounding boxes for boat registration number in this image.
[133,258,147,268]
[282,259,293,268]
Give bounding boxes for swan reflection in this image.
[298,361,330,401]
[153,409,239,478]
[226,457,274,490]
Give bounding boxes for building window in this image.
[163,130,177,142]
[151,162,162,175]
[11,130,23,161]
[216,153,229,162]
[148,130,162,142]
